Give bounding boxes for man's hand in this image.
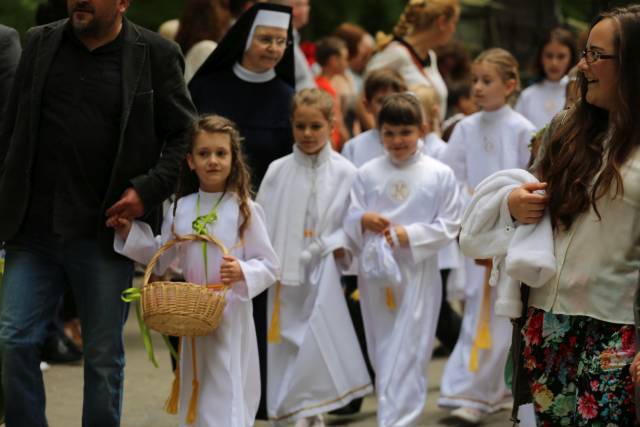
[220,255,244,285]
[106,188,145,220]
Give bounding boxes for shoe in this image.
[450,407,487,424]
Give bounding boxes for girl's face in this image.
[242,25,288,73]
[541,40,572,82]
[381,122,425,162]
[471,61,515,111]
[293,104,332,155]
[187,131,233,193]
[578,18,618,111]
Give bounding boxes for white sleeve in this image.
[234,202,280,301]
[404,169,462,264]
[113,207,178,275]
[343,172,368,251]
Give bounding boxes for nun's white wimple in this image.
[244,10,291,52]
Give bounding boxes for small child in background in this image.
[515,27,577,130]
[344,93,462,426]
[108,115,279,427]
[411,84,442,137]
[441,79,477,141]
[258,88,372,426]
[439,48,536,424]
[314,36,351,150]
[341,68,407,167]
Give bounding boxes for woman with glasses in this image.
[188,3,295,420]
[505,6,640,424]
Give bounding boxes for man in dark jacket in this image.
[0,0,196,425]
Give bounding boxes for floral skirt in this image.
[521,308,636,426]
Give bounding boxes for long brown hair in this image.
[175,115,253,239]
[537,6,640,230]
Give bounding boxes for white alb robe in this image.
[114,192,279,427]
[515,77,568,130]
[257,143,372,422]
[439,105,534,412]
[344,151,462,427]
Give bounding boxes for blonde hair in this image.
[291,88,335,123]
[377,0,459,50]
[410,84,441,134]
[474,47,521,103]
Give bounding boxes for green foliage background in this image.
[1,0,638,44]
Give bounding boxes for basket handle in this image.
[143,233,229,287]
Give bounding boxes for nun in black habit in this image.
[189,2,295,191]
[188,3,294,420]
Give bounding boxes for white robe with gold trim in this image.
[344,151,462,426]
[257,143,373,422]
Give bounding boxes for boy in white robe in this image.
[258,89,372,426]
[341,68,407,167]
[344,93,462,426]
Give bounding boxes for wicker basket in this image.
[141,233,229,337]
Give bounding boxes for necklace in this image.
[193,191,225,282]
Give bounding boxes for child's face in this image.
[366,88,396,127]
[381,123,425,162]
[471,61,515,111]
[541,40,572,82]
[187,131,233,193]
[242,26,288,73]
[293,104,331,155]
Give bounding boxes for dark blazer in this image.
[0,24,21,120]
[0,18,196,246]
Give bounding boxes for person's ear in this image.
[419,122,429,138]
[186,153,195,171]
[504,79,517,97]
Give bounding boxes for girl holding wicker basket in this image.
[107,115,280,427]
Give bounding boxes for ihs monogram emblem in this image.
[388,180,410,202]
[483,135,495,152]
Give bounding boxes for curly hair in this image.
[393,0,459,39]
[175,115,253,239]
[536,6,640,230]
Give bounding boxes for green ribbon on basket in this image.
[122,288,180,367]
[122,288,158,368]
[193,191,225,283]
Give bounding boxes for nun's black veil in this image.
[189,2,295,90]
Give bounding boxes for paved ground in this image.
[44,305,515,427]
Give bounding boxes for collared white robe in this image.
[257,143,372,422]
[344,151,462,427]
[114,192,279,427]
[439,105,534,412]
[515,77,568,130]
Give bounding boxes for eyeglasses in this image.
[581,48,617,64]
[255,35,289,49]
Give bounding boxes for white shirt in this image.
[515,77,568,130]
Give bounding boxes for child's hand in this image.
[220,255,244,285]
[333,248,346,259]
[361,212,390,233]
[508,182,548,224]
[383,225,408,247]
[106,215,132,241]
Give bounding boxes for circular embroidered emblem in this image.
[387,179,411,202]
